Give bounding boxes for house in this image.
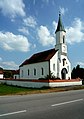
[13,70,19,79]
[0,68,3,79]
[3,69,19,79]
[19,13,71,80]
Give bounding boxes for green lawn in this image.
[0,83,39,95]
[0,83,84,96]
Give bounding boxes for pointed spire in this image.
[55,13,66,33]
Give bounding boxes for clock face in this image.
[62,45,67,53]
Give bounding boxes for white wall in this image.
[0,80,49,88]
[0,79,82,88]
[55,28,71,79]
[0,74,3,79]
[60,55,71,79]
[19,50,71,80]
[56,31,66,45]
[20,61,49,79]
[50,52,58,77]
[56,51,71,79]
[13,74,19,79]
[49,81,82,87]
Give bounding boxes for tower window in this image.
[63,36,65,43]
[63,59,66,66]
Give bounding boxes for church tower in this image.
[55,13,71,79]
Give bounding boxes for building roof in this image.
[20,48,58,67]
[0,70,3,74]
[55,13,66,33]
[13,70,19,75]
[3,69,19,75]
[0,67,3,74]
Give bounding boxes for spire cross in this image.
[59,11,61,16]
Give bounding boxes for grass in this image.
[0,83,84,96]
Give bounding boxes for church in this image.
[19,14,71,80]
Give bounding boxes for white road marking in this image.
[51,98,83,107]
[0,110,27,117]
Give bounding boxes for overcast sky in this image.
[0,0,84,70]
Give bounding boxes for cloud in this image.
[18,27,29,35]
[59,7,68,15]
[33,44,36,48]
[52,21,57,32]
[0,57,2,61]
[0,60,19,69]
[23,16,37,28]
[0,0,25,18]
[52,17,84,45]
[0,31,31,52]
[66,18,84,44]
[76,0,79,2]
[52,0,55,6]
[33,0,36,5]
[0,57,19,69]
[37,25,55,46]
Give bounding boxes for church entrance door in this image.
[61,68,68,79]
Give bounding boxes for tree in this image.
[71,65,84,79]
[4,71,13,78]
[0,67,3,70]
[71,67,76,79]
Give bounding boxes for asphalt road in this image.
[0,90,84,119]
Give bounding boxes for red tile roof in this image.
[20,48,58,67]
[3,69,19,75]
[0,70,3,74]
[13,70,19,75]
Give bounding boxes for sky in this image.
[0,0,84,70]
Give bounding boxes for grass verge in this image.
[0,83,84,96]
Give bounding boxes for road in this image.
[0,90,84,119]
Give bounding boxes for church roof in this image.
[20,48,58,67]
[55,13,66,33]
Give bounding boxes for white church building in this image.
[19,14,71,80]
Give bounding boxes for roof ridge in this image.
[33,48,55,55]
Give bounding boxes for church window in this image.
[67,66,69,71]
[28,69,29,76]
[21,70,23,77]
[34,68,36,76]
[53,64,55,71]
[41,68,44,75]
[63,35,65,43]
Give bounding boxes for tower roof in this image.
[55,13,66,33]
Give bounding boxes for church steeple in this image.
[55,13,67,54]
[55,13,66,33]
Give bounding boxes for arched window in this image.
[34,68,36,76]
[41,68,44,75]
